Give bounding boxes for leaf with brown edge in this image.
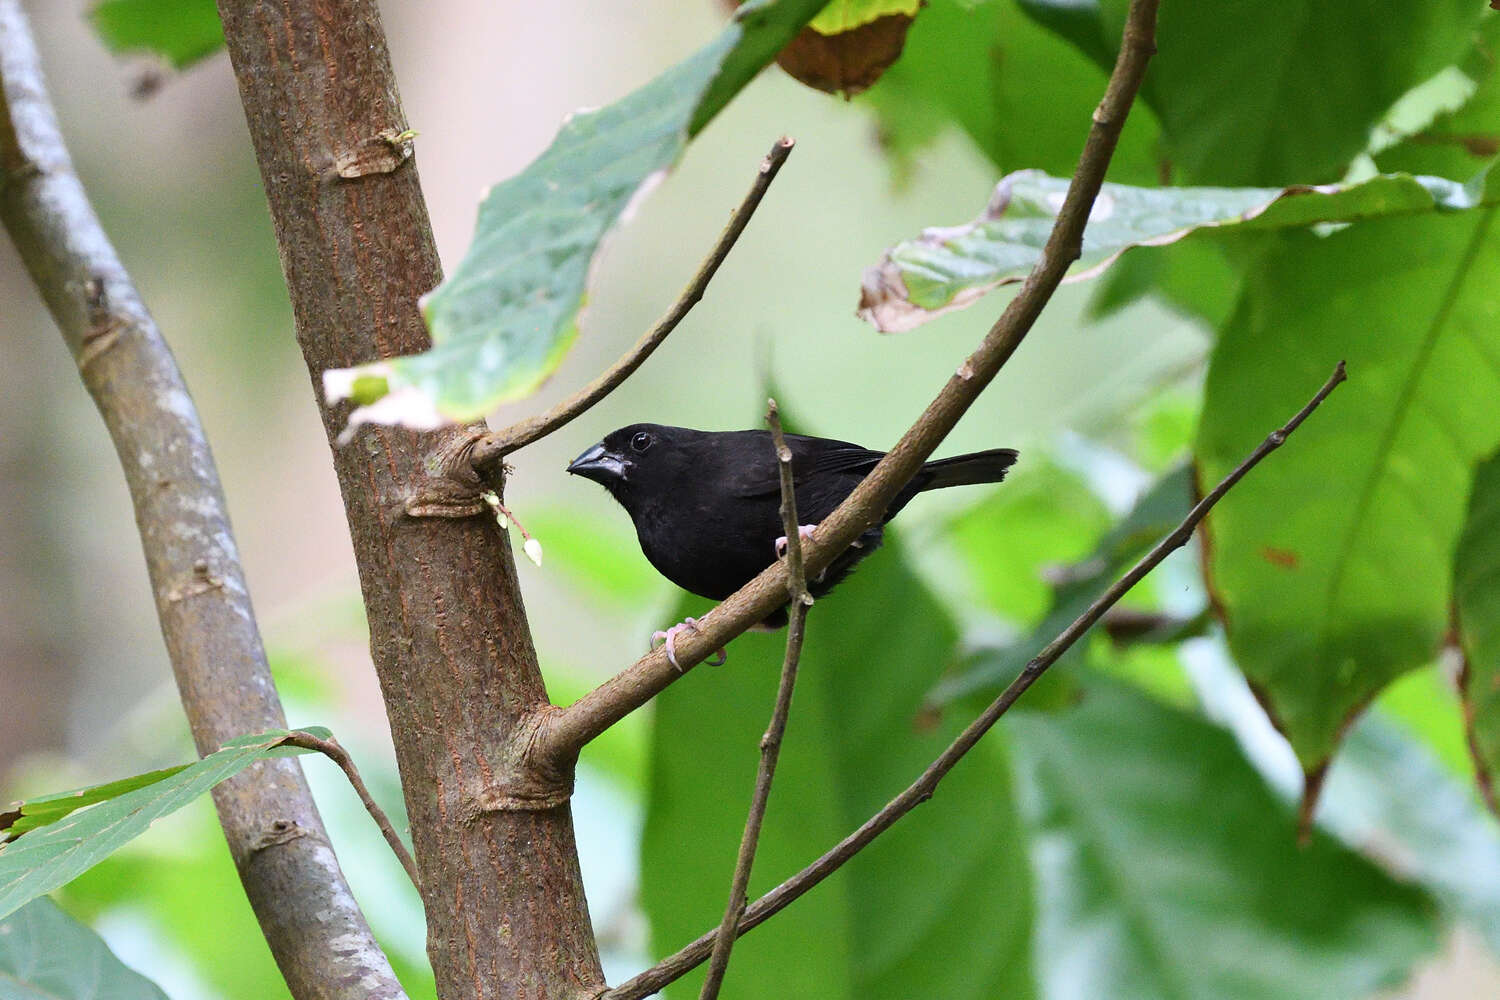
[859,166,1500,333]
[1197,207,1500,773]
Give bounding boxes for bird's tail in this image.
[920,448,1020,490]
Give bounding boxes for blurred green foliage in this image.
[88,0,223,69]
[1012,678,1439,1000]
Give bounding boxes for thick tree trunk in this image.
[214,2,603,996]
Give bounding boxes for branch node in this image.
[165,563,226,603]
[251,818,311,853]
[331,127,416,179]
[486,707,579,813]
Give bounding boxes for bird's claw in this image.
[651,616,728,672]
[774,524,818,559]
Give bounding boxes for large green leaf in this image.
[89,0,224,70]
[1456,450,1500,810]
[0,897,168,1000]
[1197,209,1500,770]
[0,730,324,920]
[640,537,1034,999]
[858,167,1498,332]
[929,464,1193,706]
[863,0,1162,184]
[324,0,825,432]
[1010,678,1440,1000]
[1051,0,1486,184]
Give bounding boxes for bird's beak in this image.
[566,442,627,484]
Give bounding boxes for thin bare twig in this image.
[536,0,1163,768]
[469,137,795,470]
[698,400,815,1000]
[0,3,404,995]
[285,731,420,889]
[606,360,1349,1000]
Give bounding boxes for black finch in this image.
[567,423,1019,635]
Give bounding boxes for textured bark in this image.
[0,3,404,998]
[214,2,603,996]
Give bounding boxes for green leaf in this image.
[1376,18,1500,204]
[641,536,1035,999]
[0,896,169,1000]
[0,765,191,840]
[862,0,1162,183]
[809,0,921,34]
[1010,678,1440,1000]
[326,0,825,429]
[859,167,1499,332]
[1197,208,1500,769]
[1014,0,1113,70]
[1457,449,1500,809]
[1085,237,1243,329]
[1083,0,1485,184]
[929,464,1193,706]
[89,0,225,70]
[0,730,319,920]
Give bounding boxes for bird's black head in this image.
[566,423,702,510]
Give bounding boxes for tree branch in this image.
[698,400,814,1000]
[285,730,420,890]
[0,4,405,997]
[536,0,1163,767]
[469,137,795,470]
[215,1,605,992]
[607,360,1349,1000]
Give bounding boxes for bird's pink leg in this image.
[774,523,818,558]
[650,616,728,671]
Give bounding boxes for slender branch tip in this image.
[469,137,795,470]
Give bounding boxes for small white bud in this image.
[523,538,544,567]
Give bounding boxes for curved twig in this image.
[470,136,795,470]
[285,731,420,890]
[606,360,1349,1000]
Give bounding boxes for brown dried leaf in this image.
[775,12,916,96]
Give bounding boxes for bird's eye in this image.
[630,431,653,453]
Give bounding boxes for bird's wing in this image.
[730,434,885,498]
